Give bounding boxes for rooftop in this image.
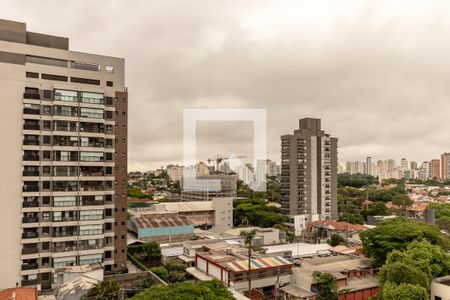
[0,288,37,300]
[264,242,331,258]
[131,213,193,229]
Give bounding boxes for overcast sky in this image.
[3,0,450,170]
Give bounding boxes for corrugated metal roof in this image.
[132,214,193,229]
[226,256,292,272]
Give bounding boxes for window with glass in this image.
[81,92,104,104]
[79,224,103,235]
[53,196,77,207]
[79,254,103,265]
[79,210,103,221]
[54,106,77,117]
[80,108,103,119]
[80,152,103,162]
[53,256,76,268]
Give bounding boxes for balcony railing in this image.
[23,170,39,176]
[52,231,77,237]
[22,216,39,223]
[23,201,39,208]
[23,186,39,192]
[21,279,38,286]
[22,232,38,239]
[23,108,40,115]
[54,216,77,222]
[23,140,40,145]
[23,155,39,161]
[81,200,104,206]
[22,248,39,255]
[53,245,77,252]
[24,93,40,100]
[23,124,40,130]
[21,263,38,270]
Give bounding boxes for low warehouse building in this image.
[128,213,194,243]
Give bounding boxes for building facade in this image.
[280,118,338,231]
[441,153,450,180]
[431,159,441,180]
[0,19,127,289]
[181,174,237,201]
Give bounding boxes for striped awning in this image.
[226,256,292,272]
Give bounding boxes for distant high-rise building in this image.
[431,159,441,180]
[365,157,373,175]
[410,161,418,170]
[387,159,396,172]
[0,19,127,288]
[219,161,231,174]
[167,164,183,182]
[195,161,210,176]
[401,158,409,170]
[441,153,450,180]
[280,118,338,231]
[266,159,278,177]
[181,174,237,201]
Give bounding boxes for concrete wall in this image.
[0,61,24,288]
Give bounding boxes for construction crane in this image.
[207,155,246,173]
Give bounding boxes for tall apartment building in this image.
[280,118,338,232]
[0,19,128,289]
[441,153,450,180]
[431,159,441,180]
[365,157,372,175]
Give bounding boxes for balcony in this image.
[23,186,39,192]
[24,93,40,100]
[21,279,38,286]
[54,216,77,222]
[23,123,40,130]
[23,108,40,115]
[22,216,39,223]
[23,140,40,146]
[22,247,39,255]
[53,245,77,252]
[22,232,38,239]
[21,263,38,270]
[52,231,77,237]
[23,155,39,161]
[23,170,39,176]
[81,199,104,206]
[23,201,39,208]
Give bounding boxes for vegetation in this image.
[392,194,414,210]
[237,179,281,202]
[360,218,450,266]
[82,279,122,300]
[131,280,235,300]
[313,272,338,300]
[429,203,450,232]
[337,173,378,188]
[234,198,283,227]
[328,233,347,247]
[150,261,188,283]
[128,187,153,199]
[128,242,162,264]
[378,240,450,299]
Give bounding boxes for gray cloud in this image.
[3,0,450,169]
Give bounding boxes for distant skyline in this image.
[3,0,450,170]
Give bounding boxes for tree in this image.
[240,229,258,298]
[381,282,428,300]
[363,201,389,218]
[392,194,414,210]
[131,280,234,300]
[338,212,364,224]
[128,242,161,262]
[328,234,347,247]
[150,266,169,281]
[82,279,122,300]
[234,198,283,227]
[313,272,338,300]
[338,174,378,188]
[360,218,450,266]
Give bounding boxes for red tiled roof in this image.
[310,220,365,232]
[0,288,37,300]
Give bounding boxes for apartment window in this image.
[70,77,100,86]
[81,91,104,104]
[42,196,50,205]
[105,111,113,119]
[80,108,103,119]
[42,166,51,175]
[41,74,68,82]
[42,136,51,145]
[53,256,76,268]
[79,254,102,265]
[80,224,103,235]
[26,72,39,78]
[105,97,113,105]
[106,81,113,87]
[79,210,103,221]
[42,212,50,220]
[53,196,77,207]
[43,121,51,130]
[105,153,113,161]
[80,152,103,162]
[26,55,68,67]
[54,89,77,102]
[43,151,51,160]
[105,65,114,73]
[70,61,101,72]
[43,90,52,99]
[42,181,50,190]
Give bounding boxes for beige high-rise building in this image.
[0,19,128,289]
[441,153,450,180]
[280,118,338,231]
[431,159,441,180]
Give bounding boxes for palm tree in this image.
[240,229,258,299]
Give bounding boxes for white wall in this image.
[431,280,450,300]
[0,61,24,288]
